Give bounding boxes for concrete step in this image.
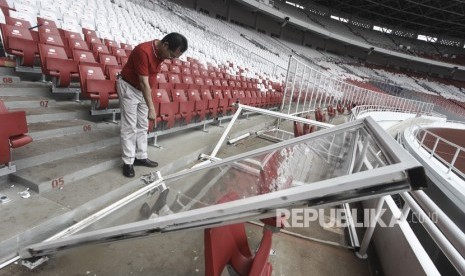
[0,179,71,264]
[0,114,270,265]
[11,144,122,193]
[0,85,51,97]
[12,126,120,170]
[27,119,112,141]
[20,103,92,123]
[0,95,57,109]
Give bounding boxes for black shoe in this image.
[134,158,158,168]
[123,164,135,178]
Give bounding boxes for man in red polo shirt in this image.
[117,33,188,177]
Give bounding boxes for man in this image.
[117,33,188,177]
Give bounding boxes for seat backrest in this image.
[182,75,194,85]
[38,43,68,66]
[156,73,167,84]
[201,89,213,100]
[104,38,117,48]
[223,90,232,99]
[191,68,200,76]
[204,78,213,86]
[181,67,191,76]
[153,88,171,103]
[68,38,89,50]
[99,53,119,67]
[194,76,204,86]
[6,16,32,29]
[0,23,33,47]
[82,28,97,38]
[120,42,133,50]
[212,89,223,99]
[78,64,106,92]
[39,32,64,47]
[38,26,61,36]
[187,89,201,101]
[111,47,127,58]
[91,43,110,58]
[168,73,181,84]
[73,49,97,64]
[63,30,83,41]
[37,17,58,28]
[169,65,181,74]
[171,89,188,102]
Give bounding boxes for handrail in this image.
[409,124,465,179]
[350,105,440,122]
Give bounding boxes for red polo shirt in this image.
[121,39,162,90]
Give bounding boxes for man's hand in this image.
[148,108,157,121]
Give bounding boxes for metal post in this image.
[295,66,307,114]
[302,68,313,114]
[287,60,301,114]
[430,137,440,158]
[448,148,460,174]
[211,106,243,158]
[356,196,386,259]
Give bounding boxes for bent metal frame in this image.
[20,105,427,260]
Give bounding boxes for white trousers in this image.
[116,79,149,165]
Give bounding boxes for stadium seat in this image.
[152,88,179,129]
[72,49,99,66]
[213,89,227,116]
[0,100,33,166]
[38,43,78,87]
[187,89,206,122]
[0,23,39,67]
[78,64,118,109]
[171,89,195,125]
[98,53,121,78]
[201,88,218,118]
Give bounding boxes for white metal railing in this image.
[349,105,442,122]
[282,56,435,116]
[409,124,465,179]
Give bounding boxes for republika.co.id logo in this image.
[275,208,438,228]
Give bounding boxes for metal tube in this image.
[211,105,243,157]
[410,190,465,258]
[357,197,386,258]
[402,192,465,274]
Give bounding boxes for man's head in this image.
[159,32,188,60]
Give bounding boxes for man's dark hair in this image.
[161,32,188,52]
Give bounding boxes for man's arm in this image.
[138,75,156,121]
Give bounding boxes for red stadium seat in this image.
[91,43,110,60]
[181,67,191,76]
[98,53,121,78]
[187,89,206,121]
[0,23,39,67]
[200,88,218,118]
[0,100,33,166]
[78,65,118,109]
[152,88,179,129]
[171,89,195,125]
[204,222,273,276]
[72,49,99,66]
[110,47,127,64]
[38,43,78,87]
[37,17,58,28]
[213,89,227,116]
[169,65,181,74]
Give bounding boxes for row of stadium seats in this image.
[152,88,283,130]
